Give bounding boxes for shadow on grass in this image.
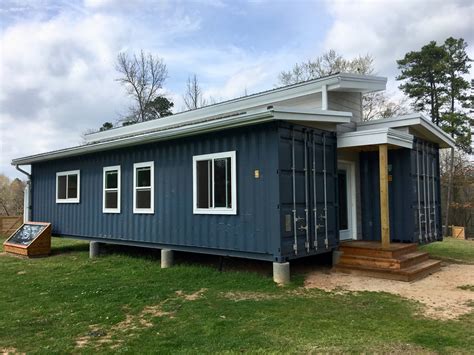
[100,242,333,286]
[48,237,333,286]
[50,237,90,255]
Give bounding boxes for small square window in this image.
[56,170,80,203]
[193,151,236,215]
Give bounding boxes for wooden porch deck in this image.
[334,241,441,282]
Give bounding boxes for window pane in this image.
[58,175,67,199]
[105,171,118,189]
[105,191,118,209]
[214,158,229,208]
[67,174,78,199]
[196,160,210,208]
[136,189,151,209]
[338,171,348,230]
[136,167,151,187]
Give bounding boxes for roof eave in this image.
[337,128,413,149]
[12,108,352,165]
[357,113,455,148]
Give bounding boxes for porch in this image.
[334,124,445,281]
[334,240,441,281]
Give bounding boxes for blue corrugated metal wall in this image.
[360,138,442,244]
[278,124,338,259]
[31,123,282,260]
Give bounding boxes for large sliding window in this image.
[193,151,236,215]
[133,161,154,214]
[103,166,121,213]
[56,170,80,203]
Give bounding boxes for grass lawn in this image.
[419,237,474,264]
[0,236,473,354]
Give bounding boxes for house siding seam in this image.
[31,122,282,260]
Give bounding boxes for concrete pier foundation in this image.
[273,262,290,284]
[89,241,100,259]
[161,249,174,268]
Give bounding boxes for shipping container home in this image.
[12,73,455,283]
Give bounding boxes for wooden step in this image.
[339,241,418,259]
[334,259,441,282]
[338,251,429,270]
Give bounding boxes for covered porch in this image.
[333,118,452,280]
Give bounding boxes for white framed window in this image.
[103,166,121,213]
[56,170,80,203]
[133,161,154,214]
[193,151,237,215]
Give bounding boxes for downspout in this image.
[15,165,31,223]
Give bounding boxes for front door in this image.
[338,161,356,240]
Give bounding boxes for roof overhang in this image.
[12,107,352,165]
[84,73,386,144]
[337,128,414,149]
[357,113,455,149]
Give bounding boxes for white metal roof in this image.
[84,72,387,144]
[12,106,352,165]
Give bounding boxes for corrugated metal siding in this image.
[360,138,441,244]
[31,123,281,260]
[278,123,339,259]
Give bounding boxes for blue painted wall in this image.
[31,121,339,261]
[32,123,282,260]
[360,138,442,244]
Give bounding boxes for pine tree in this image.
[397,37,472,153]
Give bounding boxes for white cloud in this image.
[323,0,474,91]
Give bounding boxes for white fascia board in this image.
[12,110,275,165]
[357,113,455,148]
[337,128,413,149]
[271,106,352,123]
[12,106,355,166]
[327,73,387,93]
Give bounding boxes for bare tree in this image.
[278,50,406,121]
[183,74,207,110]
[363,93,409,121]
[0,174,25,216]
[116,50,168,123]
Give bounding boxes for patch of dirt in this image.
[1,348,25,355]
[222,291,280,302]
[175,288,207,301]
[16,271,26,275]
[305,264,474,320]
[75,289,208,349]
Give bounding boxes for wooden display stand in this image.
[451,226,465,240]
[3,222,52,257]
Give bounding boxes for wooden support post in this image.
[379,144,390,249]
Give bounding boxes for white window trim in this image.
[193,151,237,215]
[56,170,80,203]
[103,165,121,214]
[133,161,154,214]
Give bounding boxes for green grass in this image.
[458,285,474,291]
[0,236,473,354]
[419,237,474,264]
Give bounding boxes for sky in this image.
[0,0,473,179]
